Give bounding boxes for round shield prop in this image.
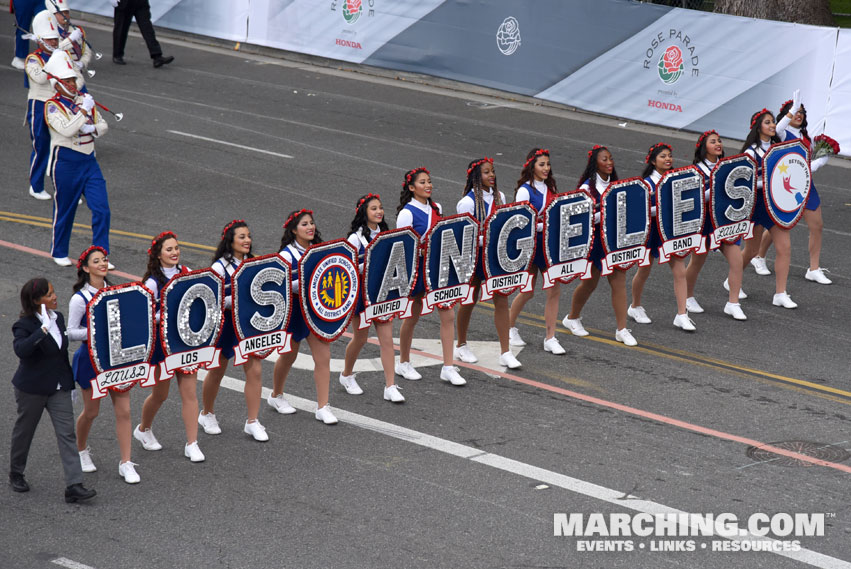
[160,268,225,378]
[232,253,293,364]
[763,140,811,229]
[481,203,535,299]
[599,177,652,274]
[542,191,594,287]
[87,282,156,399]
[361,228,419,328]
[299,239,359,342]
[422,213,478,313]
[709,153,756,249]
[656,165,707,262]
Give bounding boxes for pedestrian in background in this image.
[110,0,174,67]
[11,0,45,69]
[9,277,97,503]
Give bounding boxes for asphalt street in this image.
[0,11,850,569]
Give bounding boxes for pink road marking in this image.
[3,239,846,473]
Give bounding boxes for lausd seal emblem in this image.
[312,258,356,320]
[342,0,362,24]
[300,240,359,341]
[496,17,521,55]
[658,45,684,84]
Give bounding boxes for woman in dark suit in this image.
[9,277,96,503]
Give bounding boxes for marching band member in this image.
[12,0,44,70]
[133,232,204,462]
[269,210,339,423]
[394,167,467,386]
[684,131,747,320]
[339,195,407,402]
[43,49,110,267]
[508,148,566,355]
[629,143,696,331]
[199,220,269,441]
[561,146,637,346]
[68,246,140,483]
[740,109,798,308]
[755,94,832,285]
[454,158,521,368]
[24,10,60,201]
[44,0,92,85]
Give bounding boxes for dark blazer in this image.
[12,313,75,395]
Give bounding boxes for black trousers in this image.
[113,0,162,59]
[9,388,83,486]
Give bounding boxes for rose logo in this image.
[342,0,362,24]
[658,45,684,84]
[496,16,521,56]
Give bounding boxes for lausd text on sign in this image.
[159,269,225,379]
[708,154,756,249]
[762,139,811,229]
[421,214,478,313]
[299,239,360,342]
[542,191,595,288]
[86,283,157,399]
[599,178,652,275]
[655,165,707,262]
[480,203,535,300]
[231,253,294,364]
[360,228,419,328]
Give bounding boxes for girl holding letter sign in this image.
[134,231,205,462]
[684,131,747,321]
[199,220,269,441]
[68,246,140,483]
[339,195,406,402]
[508,149,566,355]
[454,158,521,369]
[395,168,467,386]
[629,143,696,332]
[739,110,797,309]
[270,210,339,424]
[562,146,637,346]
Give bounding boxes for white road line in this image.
[167,130,293,159]
[51,558,96,569]
[205,372,850,569]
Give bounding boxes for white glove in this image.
[790,89,801,115]
[81,94,95,112]
[108,0,119,6]
[535,222,544,233]
[704,189,711,202]
[79,124,96,134]
[68,28,83,44]
[224,296,232,310]
[756,179,764,190]
[811,156,828,172]
[74,60,84,70]
[37,303,50,326]
[291,280,300,294]
[593,212,601,225]
[478,235,484,247]
[650,206,657,217]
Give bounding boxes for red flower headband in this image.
[147,230,177,255]
[645,143,672,164]
[356,193,380,212]
[587,145,606,158]
[750,109,771,129]
[405,167,430,185]
[221,219,245,239]
[466,157,493,176]
[522,149,549,170]
[695,130,718,149]
[76,245,108,269]
[283,209,313,229]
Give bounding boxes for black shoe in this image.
[112,56,126,65]
[64,483,96,503]
[153,55,174,68]
[9,473,29,493]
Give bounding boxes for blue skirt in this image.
[216,310,237,360]
[805,183,821,211]
[531,234,547,271]
[287,303,311,343]
[72,343,96,390]
[752,191,776,231]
